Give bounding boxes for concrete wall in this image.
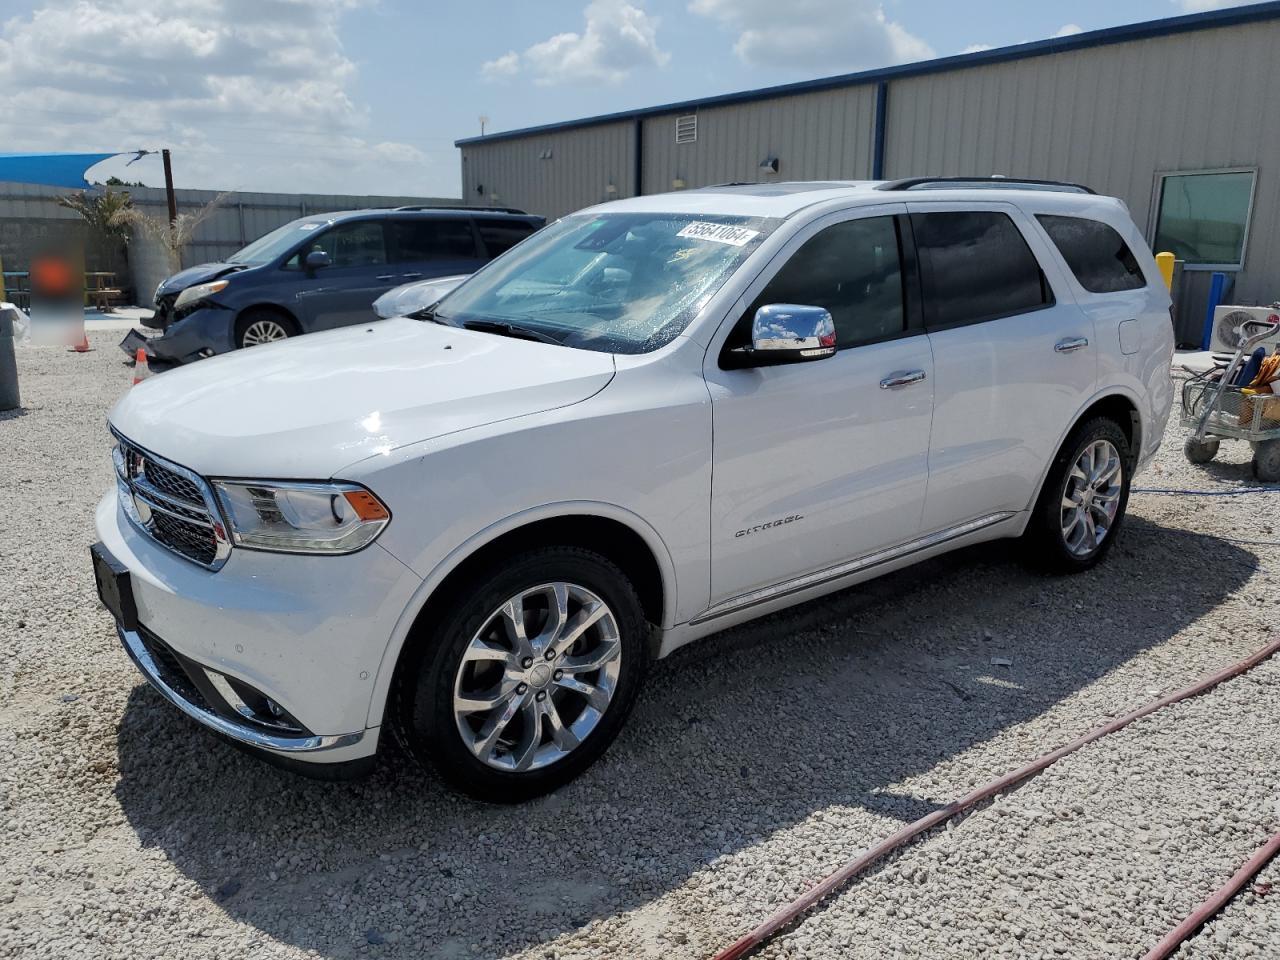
[0,182,460,303]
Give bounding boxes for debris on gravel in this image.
[1,339,1277,959]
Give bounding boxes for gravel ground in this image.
[1,334,1277,959]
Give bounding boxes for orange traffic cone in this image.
[69,331,91,353]
[131,348,151,386]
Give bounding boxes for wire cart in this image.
[1181,315,1280,481]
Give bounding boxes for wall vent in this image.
[675,114,697,144]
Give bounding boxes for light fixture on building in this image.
[759,156,780,174]
[605,182,618,196]
[539,149,553,160]
[672,177,686,190]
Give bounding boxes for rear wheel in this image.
[235,310,297,349]
[1253,439,1280,483]
[392,547,648,802]
[1023,417,1132,573]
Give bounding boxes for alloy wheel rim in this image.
[241,319,289,346]
[453,582,622,772]
[1060,438,1123,557]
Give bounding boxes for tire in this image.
[1184,436,1220,465]
[234,309,298,349]
[1023,417,1132,573]
[392,546,649,803]
[1253,439,1280,483]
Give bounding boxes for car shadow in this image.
[113,515,1259,958]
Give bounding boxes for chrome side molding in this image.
[692,512,1016,625]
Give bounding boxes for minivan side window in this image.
[731,215,905,351]
[477,219,538,257]
[287,220,387,269]
[388,219,477,262]
[911,211,1052,328]
[1036,214,1146,293]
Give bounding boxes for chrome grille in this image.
[112,432,231,570]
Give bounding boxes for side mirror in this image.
[304,250,331,273]
[728,303,836,367]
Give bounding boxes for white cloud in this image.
[1052,23,1084,37]
[961,43,994,54]
[481,50,521,80]
[0,0,448,197]
[1177,0,1245,10]
[689,0,933,72]
[482,0,669,86]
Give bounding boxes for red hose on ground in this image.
[709,636,1280,960]
[1140,831,1280,960]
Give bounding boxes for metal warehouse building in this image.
[456,2,1280,324]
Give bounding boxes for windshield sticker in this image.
[298,223,321,231]
[677,222,760,247]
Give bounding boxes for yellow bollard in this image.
[1155,252,1175,291]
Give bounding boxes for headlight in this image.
[174,279,230,311]
[211,480,390,554]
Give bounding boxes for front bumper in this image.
[144,304,237,363]
[96,485,423,766]
[118,622,369,754]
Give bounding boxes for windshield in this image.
[434,212,779,354]
[229,219,329,265]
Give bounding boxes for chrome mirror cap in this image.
[749,303,837,361]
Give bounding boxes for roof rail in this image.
[876,176,1095,195]
[391,204,531,215]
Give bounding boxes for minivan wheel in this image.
[235,310,297,348]
[1023,417,1132,573]
[393,547,649,802]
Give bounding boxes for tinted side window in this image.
[911,211,1051,328]
[294,220,386,268]
[388,219,477,261]
[478,219,537,257]
[737,216,904,350]
[1037,214,1146,293]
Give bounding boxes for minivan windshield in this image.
[229,219,329,265]
[434,212,778,354]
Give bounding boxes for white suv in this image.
[92,179,1174,800]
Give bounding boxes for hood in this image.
[157,262,249,296]
[109,318,615,479]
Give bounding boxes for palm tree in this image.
[57,188,135,243]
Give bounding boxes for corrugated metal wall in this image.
[0,182,459,271]
[458,16,1280,307]
[639,87,878,194]
[883,20,1280,303]
[460,121,635,220]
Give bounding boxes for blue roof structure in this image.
[0,152,123,189]
[456,1,1280,147]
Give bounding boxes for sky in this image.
[0,0,1257,200]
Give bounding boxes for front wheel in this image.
[235,310,297,349]
[1023,417,1132,573]
[1184,436,1220,464]
[392,547,649,802]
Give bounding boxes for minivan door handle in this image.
[375,274,396,281]
[1055,336,1090,353]
[880,370,928,389]
[401,272,423,279]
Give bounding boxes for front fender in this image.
[363,500,680,729]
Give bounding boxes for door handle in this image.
[1055,336,1090,353]
[880,369,927,389]
[401,272,423,279]
[375,274,396,281]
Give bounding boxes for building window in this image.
[675,114,697,144]
[1153,169,1255,270]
